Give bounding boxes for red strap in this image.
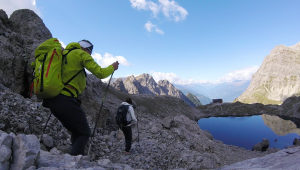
[36,78,39,94]
[45,50,59,78]
[67,85,75,90]
[28,82,34,97]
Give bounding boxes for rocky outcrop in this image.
[252,138,270,152]
[110,77,128,93]
[293,138,300,146]
[0,9,52,97]
[123,75,153,94]
[112,74,196,107]
[236,42,300,104]
[219,146,300,170]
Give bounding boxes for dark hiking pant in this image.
[120,125,132,152]
[44,94,91,156]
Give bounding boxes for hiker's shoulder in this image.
[120,102,128,105]
[120,102,132,107]
[65,42,81,50]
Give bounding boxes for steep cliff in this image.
[236,42,300,104]
[0,9,52,97]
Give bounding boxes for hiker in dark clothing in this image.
[119,97,137,153]
[43,40,119,156]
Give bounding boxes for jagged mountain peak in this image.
[111,74,195,107]
[124,75,137,82]
[158,79,176,88]
[136,73,152,79]
[291,42,300,49]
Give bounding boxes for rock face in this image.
[110,78,128,93]
[219,146,300,170]
[236,42,300,104]
[112,73,196,107]
[0,9,52,97]
[158,79,195,107]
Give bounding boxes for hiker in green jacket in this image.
[43,40,119,156]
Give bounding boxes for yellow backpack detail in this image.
[29,38,81,99]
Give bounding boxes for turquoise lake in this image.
[198,114,300,150]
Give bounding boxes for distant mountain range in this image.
[110,74,196,107]
[173,84,212,105]
[174,80,251,104]
[108,74,251,105]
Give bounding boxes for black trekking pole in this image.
[87,71,114,156]
[40,112,52,142]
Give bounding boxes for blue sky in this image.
[2,0,300,85]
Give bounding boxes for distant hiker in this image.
[43,39,119,156]
[116,97,137,153]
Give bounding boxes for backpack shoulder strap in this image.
[62,47,80,64]
[63,69,85,86]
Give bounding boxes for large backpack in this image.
[115,104,131,126]
[29,38,81,99]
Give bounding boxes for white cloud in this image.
[130,0,188,22]
[155,28,164,34]
[58,39,66,48]
[151,71,211,85]
[130,0,148,10]
[145,21,156,32]
[0,0,41,16]
[215,66,259,83]
[159,0,188,22]
[92,52,131,68]
[151,66,259,85]
[144,21,164,34]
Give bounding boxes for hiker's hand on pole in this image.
[111,61,119,71]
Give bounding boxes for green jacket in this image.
[61,42,114,97]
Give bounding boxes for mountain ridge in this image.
[111,73,196,107]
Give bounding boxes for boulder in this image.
[161,116,174,129]
[41,134,53,148]
[252,138,270,152]
[293,138,300,146]
[10,134,40,170]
